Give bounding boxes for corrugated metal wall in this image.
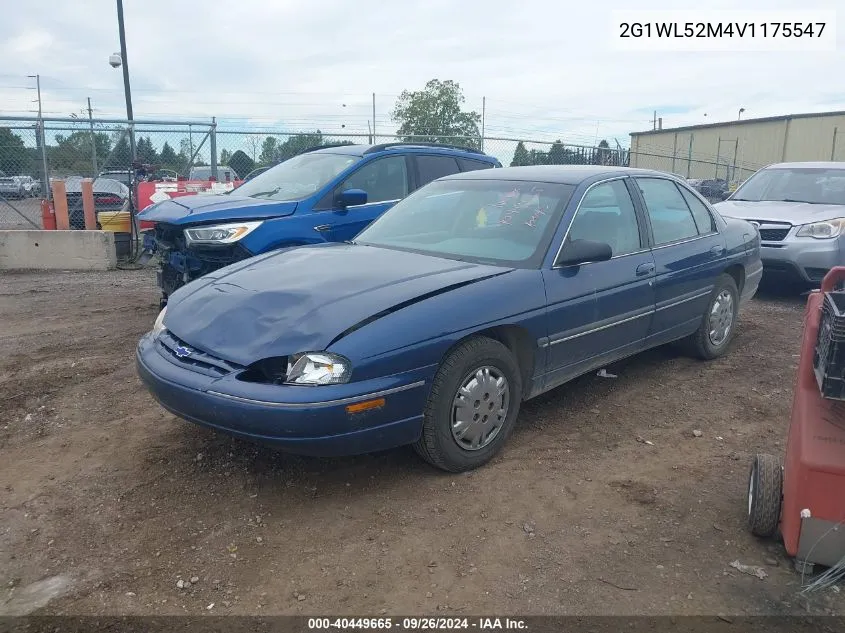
[630,113,845,184]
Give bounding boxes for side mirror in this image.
[555,239,613,267]
[337,188,367,208]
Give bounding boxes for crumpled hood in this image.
[715,200,845,225]
[138,194,298,225]
[164,244,511,366]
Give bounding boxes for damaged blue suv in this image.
[139,142,501,307]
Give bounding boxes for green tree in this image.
[49,131,112,176]
[228,150,255,178]
[0,128,32,175]
[219,148,232,165]
[136,136,158,165]
[259,137,278,164]
[596,139,611,165]
[527,149,548,165]
[103,133,131,170]
[159,141,178,169]
[547,140,567,165]
[511,142,529,167]
[391,79,481,148]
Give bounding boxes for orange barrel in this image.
[41,199,56,230]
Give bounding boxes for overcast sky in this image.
[1,0,843,148]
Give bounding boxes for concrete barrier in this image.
[0,230,117,271]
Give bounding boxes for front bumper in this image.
[136,333,431,456]
[760,237,843,284]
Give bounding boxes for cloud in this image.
[0,0,843,153]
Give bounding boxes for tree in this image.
[159,142,179,169]
[179,137,193,164]
[391,79,481,148]
[511,142,529,167]
[547,140,568,165]
[596,139,612,165]
[136,136,158,165]
[527,149,548,166]
[0,128,33,175]
[49,130,112,176]
[102,133,131,170]
[259,137,278,164]
[219,148,232,165]
[228,150,255,178]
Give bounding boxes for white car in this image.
[0,176,36,198]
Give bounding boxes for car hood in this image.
[164,244,512,366]
[714,200,845,225]
[137,194,298,225]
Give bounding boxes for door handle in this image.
[313,224,332,233]
[635,262,655,276]
[710,245,725,256]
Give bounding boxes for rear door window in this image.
[635,178,700,245]
[457,157,496,172]
[416,155,462,187]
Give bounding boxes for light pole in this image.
[738,107,746,120]
[111,0,136,164]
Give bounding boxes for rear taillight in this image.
[97,195,123,205]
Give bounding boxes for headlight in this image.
[152,307,167,338]
[796,218,845,239]
[184,220,263,245]
[286,352,351,385]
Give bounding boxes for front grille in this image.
[157,330,240,377]
[758,228,790,242]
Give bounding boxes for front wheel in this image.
[685,273,740,360]
[414,337,523,472]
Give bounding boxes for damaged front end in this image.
[146,223,254,307]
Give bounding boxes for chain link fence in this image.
[1,115,635,230]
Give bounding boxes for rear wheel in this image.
[414,337,522,472]
[747,453,783,538]
[685,273,739,360]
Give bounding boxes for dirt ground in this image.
[1,269,843,617]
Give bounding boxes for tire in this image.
[747,453,783,538]
[414,336,522,472]
[686,273,740,360]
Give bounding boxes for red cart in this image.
[748,267,845,574]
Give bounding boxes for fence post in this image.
[210,117,218,180]
[81,178,96,230]
[87,97,98,177]
[686,134,694,178]
[715,137,722,179]
[832,127,839,161]
[51,179,69,230]
[36,121,51,201]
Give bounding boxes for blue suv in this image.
[139,142,501,307]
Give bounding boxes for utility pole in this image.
[372,93,376,144]
[116,0,136,163]
[481,96,486,151]
[653,110,657,131]
[28,74,50,201]
[87,97,98,176]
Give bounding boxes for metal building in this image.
[629,110,845,185]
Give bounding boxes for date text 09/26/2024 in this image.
[307,618,527,630]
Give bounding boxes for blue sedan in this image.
[136,166,762,472]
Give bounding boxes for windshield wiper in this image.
[776,198,826,204]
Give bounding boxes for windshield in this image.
[731,167,845,205]
[354,179,575,268]
[233,152,361,201]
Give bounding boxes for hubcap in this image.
[709,289,734,346]
[451,366,510,451]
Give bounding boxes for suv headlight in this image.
[184,221,263,245]
[796,218,845,239]
[286,352,351,385]
[152,307,167,338]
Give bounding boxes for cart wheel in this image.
[747,453,782,538]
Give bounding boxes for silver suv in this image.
[714,162,845,284]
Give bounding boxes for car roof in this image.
[440,165,679,185]
[309,143,498,161]
[764,161,845,169]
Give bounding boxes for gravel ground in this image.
[1,269,843,617]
